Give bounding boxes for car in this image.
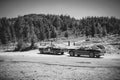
[68,45,106,58]
[39,44,64,55]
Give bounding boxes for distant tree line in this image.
[0,14,120,45]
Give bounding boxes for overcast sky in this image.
[0,0,120,19]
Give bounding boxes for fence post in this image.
[68,41,70,46]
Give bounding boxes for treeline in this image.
[0,14,120,44]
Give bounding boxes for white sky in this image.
[0,0,120,19]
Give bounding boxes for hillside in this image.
[0,14,120,45]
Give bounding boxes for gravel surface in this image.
[0,50,120,80]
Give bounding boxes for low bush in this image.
[14,41,38,51]
[14,41,29,51]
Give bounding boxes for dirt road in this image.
[0,50,120,80]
